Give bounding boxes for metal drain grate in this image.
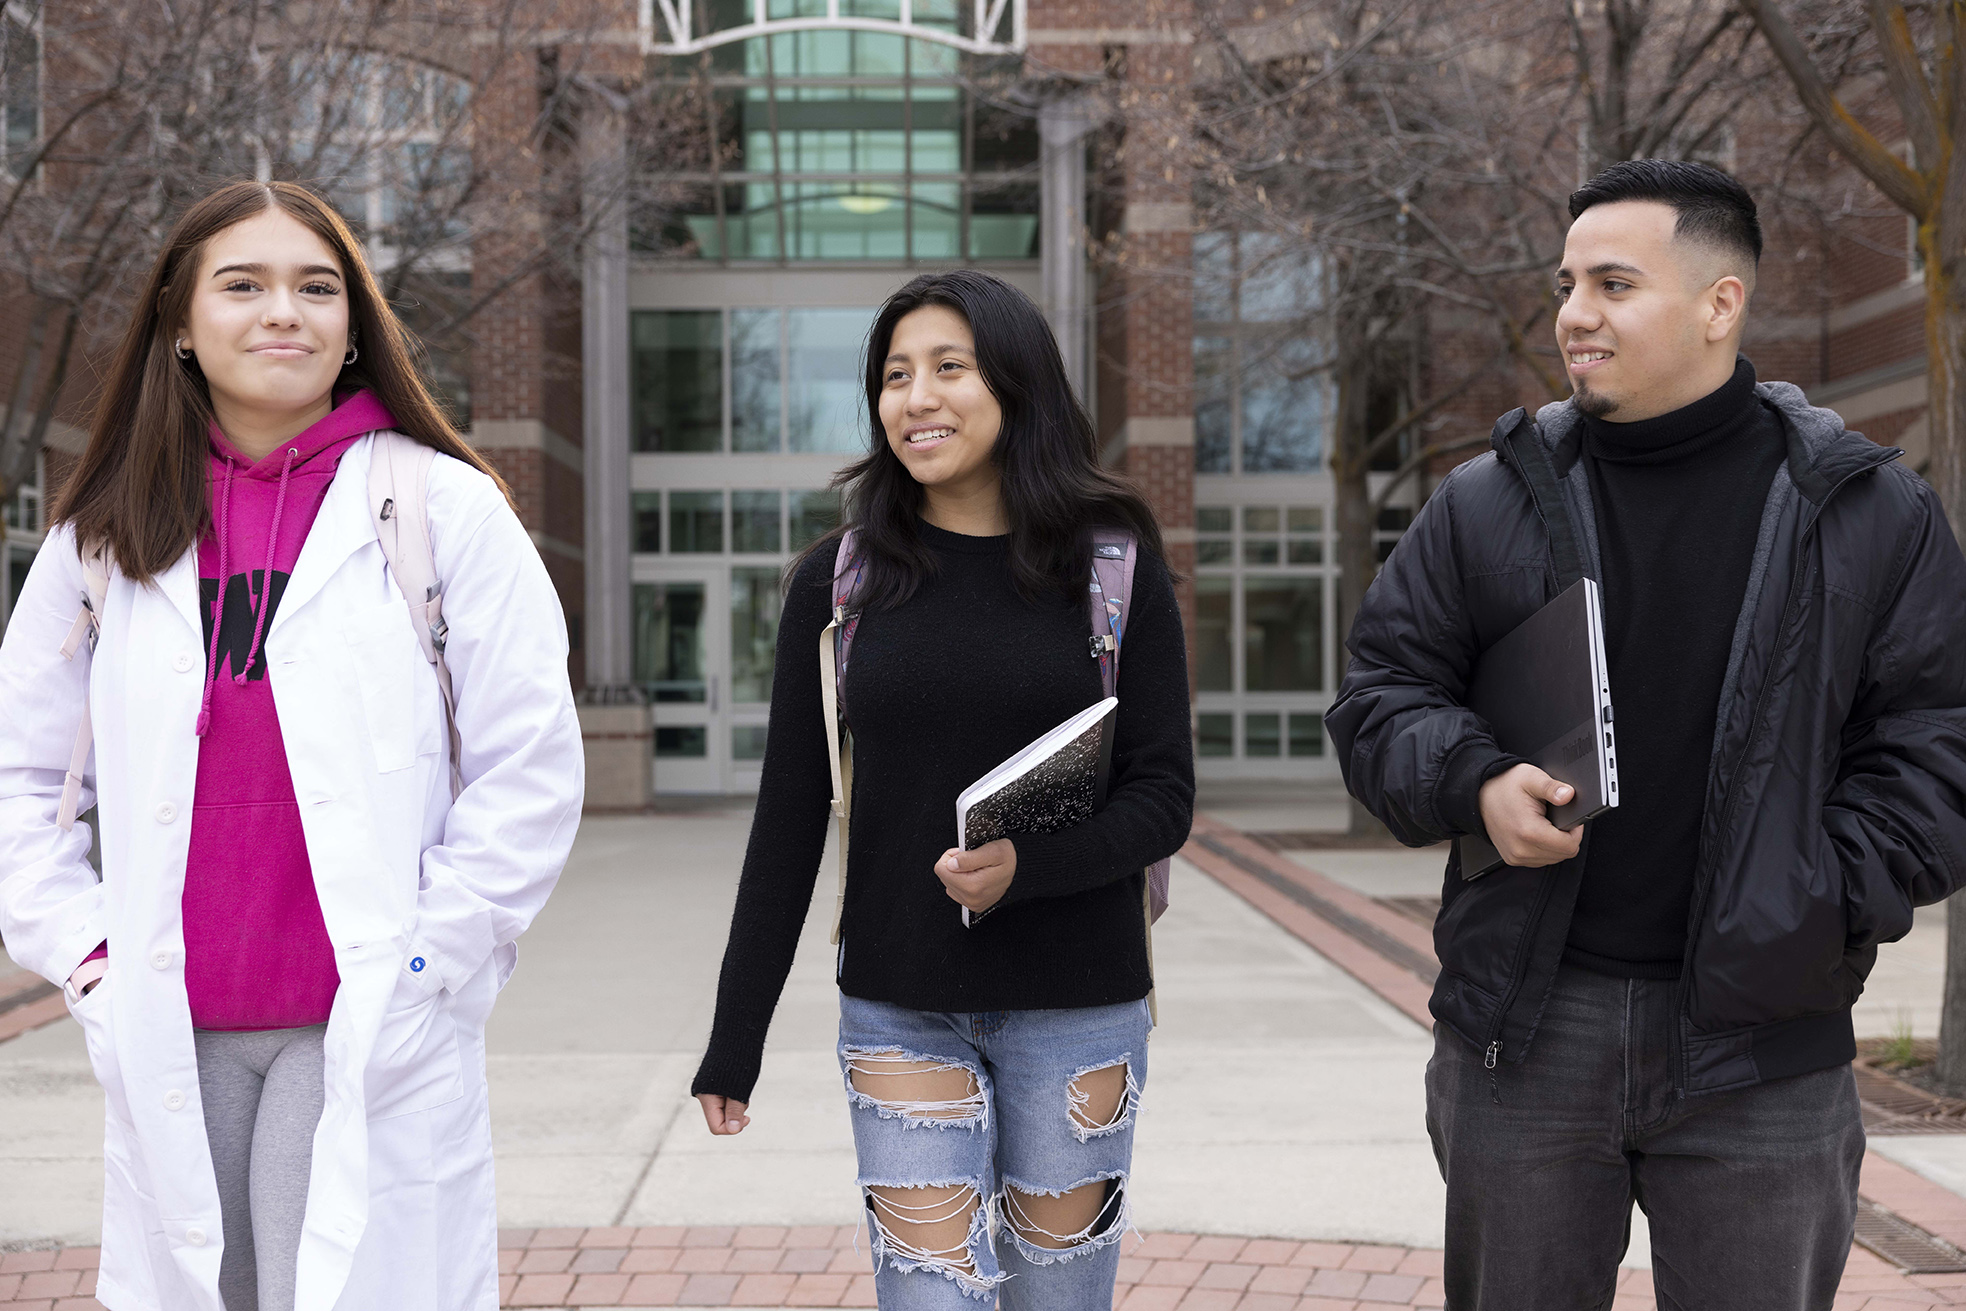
[1855,1197,1966,1273]
[1855,1065,1966,1135]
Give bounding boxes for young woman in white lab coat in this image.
[0,180,583,1311]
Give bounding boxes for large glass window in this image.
[787,308,872,452]
[1193,500,1334,764]
[2,8,39,179]
[633,582,709,706]
[731,565,783,703]
[632,306,874,454]
[789,488,842,549]
[670,491,726,553]
[732,491,783,552]
[1195,577,1233,693]
[633,311,723,452]
[636,14,1039,264]
[731,309,782,451]
[3,455,38,532]
[1193,232,1333,474]
[1244,577,1323,692]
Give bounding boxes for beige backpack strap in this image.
[368,431,464,800]
[57,546,111,831]
[819,602,852,944]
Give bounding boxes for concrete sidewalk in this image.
[0,803,1445,1250]
[4,786,1964,1310]
[487,807,1445,1246]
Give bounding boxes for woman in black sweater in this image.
[692,271,1194,1309]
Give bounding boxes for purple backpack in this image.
[816,528,1173,949]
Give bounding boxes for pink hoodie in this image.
[175,391,397,1031]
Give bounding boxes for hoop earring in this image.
[344,344,359,365]
[175,340,191,360]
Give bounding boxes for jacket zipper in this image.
[1668,450,1899,1093]
[1478,430,1590,1072]
[1477,837,1573,1069]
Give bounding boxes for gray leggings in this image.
[193,1025,328,1311]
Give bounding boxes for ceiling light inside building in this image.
[837,194,894,214]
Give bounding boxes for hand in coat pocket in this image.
[366,977,463,1121]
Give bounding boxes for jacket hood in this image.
[209,390,396,476]
[1515,362,1898,504]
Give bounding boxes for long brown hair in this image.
[53,180,510,582]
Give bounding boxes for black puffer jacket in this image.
[1327,384,1966,1094]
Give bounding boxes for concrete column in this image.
[581,93,635,695]
[1040,96,1095,401]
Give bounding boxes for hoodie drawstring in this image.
[194,444,296,734]
[195,459,237,737]
[238,447,298,686]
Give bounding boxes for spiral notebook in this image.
[956,697,1118,925]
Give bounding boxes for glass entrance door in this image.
[634,568,728,794]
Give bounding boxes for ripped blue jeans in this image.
[838,995,1150,1309]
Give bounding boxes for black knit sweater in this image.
[692,521,1196,1103]
[1567,356,1789,977]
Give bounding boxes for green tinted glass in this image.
[731,565,783,702]
[732,491,783,552]
[1195,576,1233,693]
[670,491,725,553]
[1244,576,1322,692]
[631,311,722,452]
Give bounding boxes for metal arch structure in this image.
[641,0,1025,56]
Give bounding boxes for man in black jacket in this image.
[1327,159,1966,1309]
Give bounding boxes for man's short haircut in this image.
[1568,159,1763,269]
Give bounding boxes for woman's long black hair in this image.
[797,269,1169,611]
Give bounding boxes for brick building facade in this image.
[0,0,1943,802]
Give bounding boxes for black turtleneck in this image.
[1565,357,1788,979]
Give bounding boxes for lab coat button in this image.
[154,802,178,824]
[163,1089,186,1111]
[186,1226,207,1246]
[173,652,193,673]
[151,951,172,970]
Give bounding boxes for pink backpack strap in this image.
[819,529,864,945]
[1087,532,1170,927]
[830,529,866,704]
[1088,532,1138,699]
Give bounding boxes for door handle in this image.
[710,675,718,713]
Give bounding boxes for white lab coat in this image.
[0,434,584,1311]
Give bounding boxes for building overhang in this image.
[641,0,1024,55]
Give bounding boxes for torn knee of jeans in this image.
[1066,1057,1139,1140]
[862,1180,1002,1299]
[997,1172,1131,1265]
[843,1045,987,1130]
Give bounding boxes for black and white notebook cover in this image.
[956,697,1118,924]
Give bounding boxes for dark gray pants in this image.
[1426,965,1863,1311]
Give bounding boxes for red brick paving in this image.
[2,1228,1960,1307]
[10,827,1966,1308]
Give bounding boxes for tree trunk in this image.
[8,303,83,501]
[0,297,55,504]
[1924,242,1966,1093]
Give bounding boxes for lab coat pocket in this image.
[366,980,464,1121]
[67,977,135,1129]
[342,602,422,774]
